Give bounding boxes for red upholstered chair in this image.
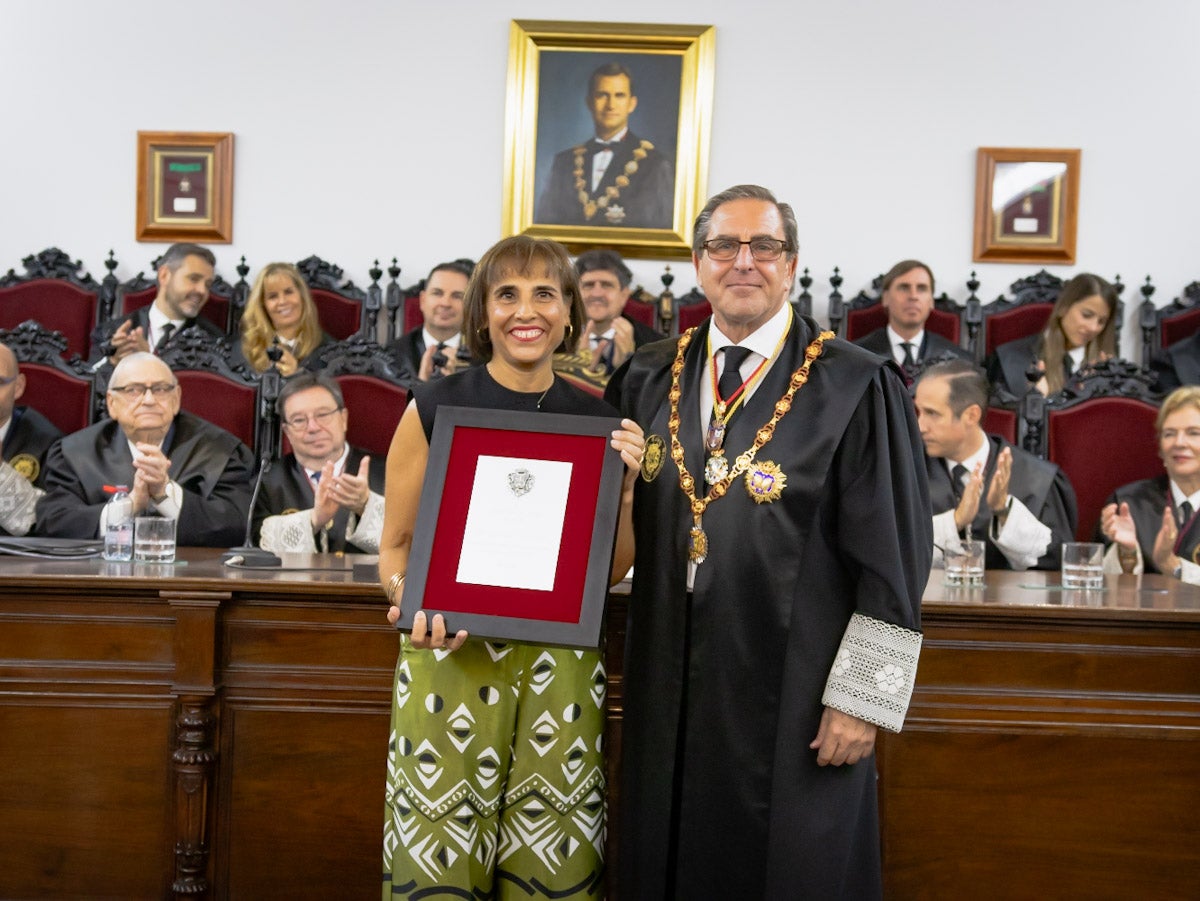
[0,248,103,359]
[313,338,408,458]
[842,283,964,344]
[1030,362,1162,540]
[983,404,1018,446]
[0,320,96,434]
[157,330,259,449]
[1139,278,1200,366]
[673,287,711,335]
[295,255,368,341]
[980,270,1063,360]
[623,288,661,334]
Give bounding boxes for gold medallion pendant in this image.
[641,434,666,483]
[688,524,708,564]
[745,461,786,503]
[9,453,38,482]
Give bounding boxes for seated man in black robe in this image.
[853,259,971,383]
[253,372,384,553]
[0,342,62,536]
[35,352,253,545]
[89,242,227,383]
[574,248,661,375]
[915,359,1077,570]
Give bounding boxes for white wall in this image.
[2,0,1197,356]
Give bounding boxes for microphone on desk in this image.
[222,346,284,567]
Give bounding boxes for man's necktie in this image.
[154,323,176,353]
[950,463,968,502]
[718,346,752,404]
[1179,500,1193,529]
[900,342,916,368]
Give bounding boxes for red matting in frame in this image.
[398,406,624,648]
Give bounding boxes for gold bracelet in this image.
[385,571,406,604]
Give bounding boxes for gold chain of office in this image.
[667,326,834,562]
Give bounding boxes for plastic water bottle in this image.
[103,485,134,562]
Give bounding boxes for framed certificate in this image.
[397,406,625,648]
[972,146,1080,264]
[136,131,234,243]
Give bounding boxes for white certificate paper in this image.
[456,455,573,591]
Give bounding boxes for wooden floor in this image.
[0,554,1196,899]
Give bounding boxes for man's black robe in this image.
[3,406,61,485]
[607,315,931,899]
[1102,475,1200,571]
[251,447,385,551]
[34,411,253,545]
[1,405,63,537]
[926,434,1078,570]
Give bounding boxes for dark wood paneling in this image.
[0,556,1198,899]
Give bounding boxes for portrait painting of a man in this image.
[534,55,681,231]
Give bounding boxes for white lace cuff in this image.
[259,509,318,553]
[990,497,1050,571]
[0,461,41,536]
[822,612,922,733]
[345,492,384,553]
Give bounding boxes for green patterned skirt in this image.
[383,636,606,899]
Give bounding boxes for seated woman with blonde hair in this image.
[987,272,1118,397]
[237,262,332,376]
[1100,385,1200,582]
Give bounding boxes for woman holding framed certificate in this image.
[379,235,643,898]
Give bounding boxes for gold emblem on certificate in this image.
[641,434,666,482]
[745,461,786,503]
[507,468,535,497]
[9,453,38,482]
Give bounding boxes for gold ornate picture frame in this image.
[502,20,715,258]
[136,131,234,243]
[973,147,1080,264]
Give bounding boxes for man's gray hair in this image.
[691,184,799,259]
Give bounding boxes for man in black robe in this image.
[606,185,930,898]
[1150,330,1200,393]
[388,259,476,388]
[534,62,673,230]
[915,359,1078,571]
[253,372,384,553]
[853,259,971,383]
[0,342,62,536]
[89,242,226,382]
[35,352,252,545]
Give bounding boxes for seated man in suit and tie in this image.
[91,242,227,381]
[534,61,674,229]
[853,259,971,380]
[388,259,475,388]
[574,248,661,377]
[35,352,253,545]
[1100,385,1200,582]
[915,359,1077,571]
[0,342,62,536]
[253,372,385,554]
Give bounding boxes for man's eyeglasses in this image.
[283,408,343,430]
[109,382,177,399]
[701,237,790,262]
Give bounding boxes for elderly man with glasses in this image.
[35,352,253,545]
[252,372,384,554]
